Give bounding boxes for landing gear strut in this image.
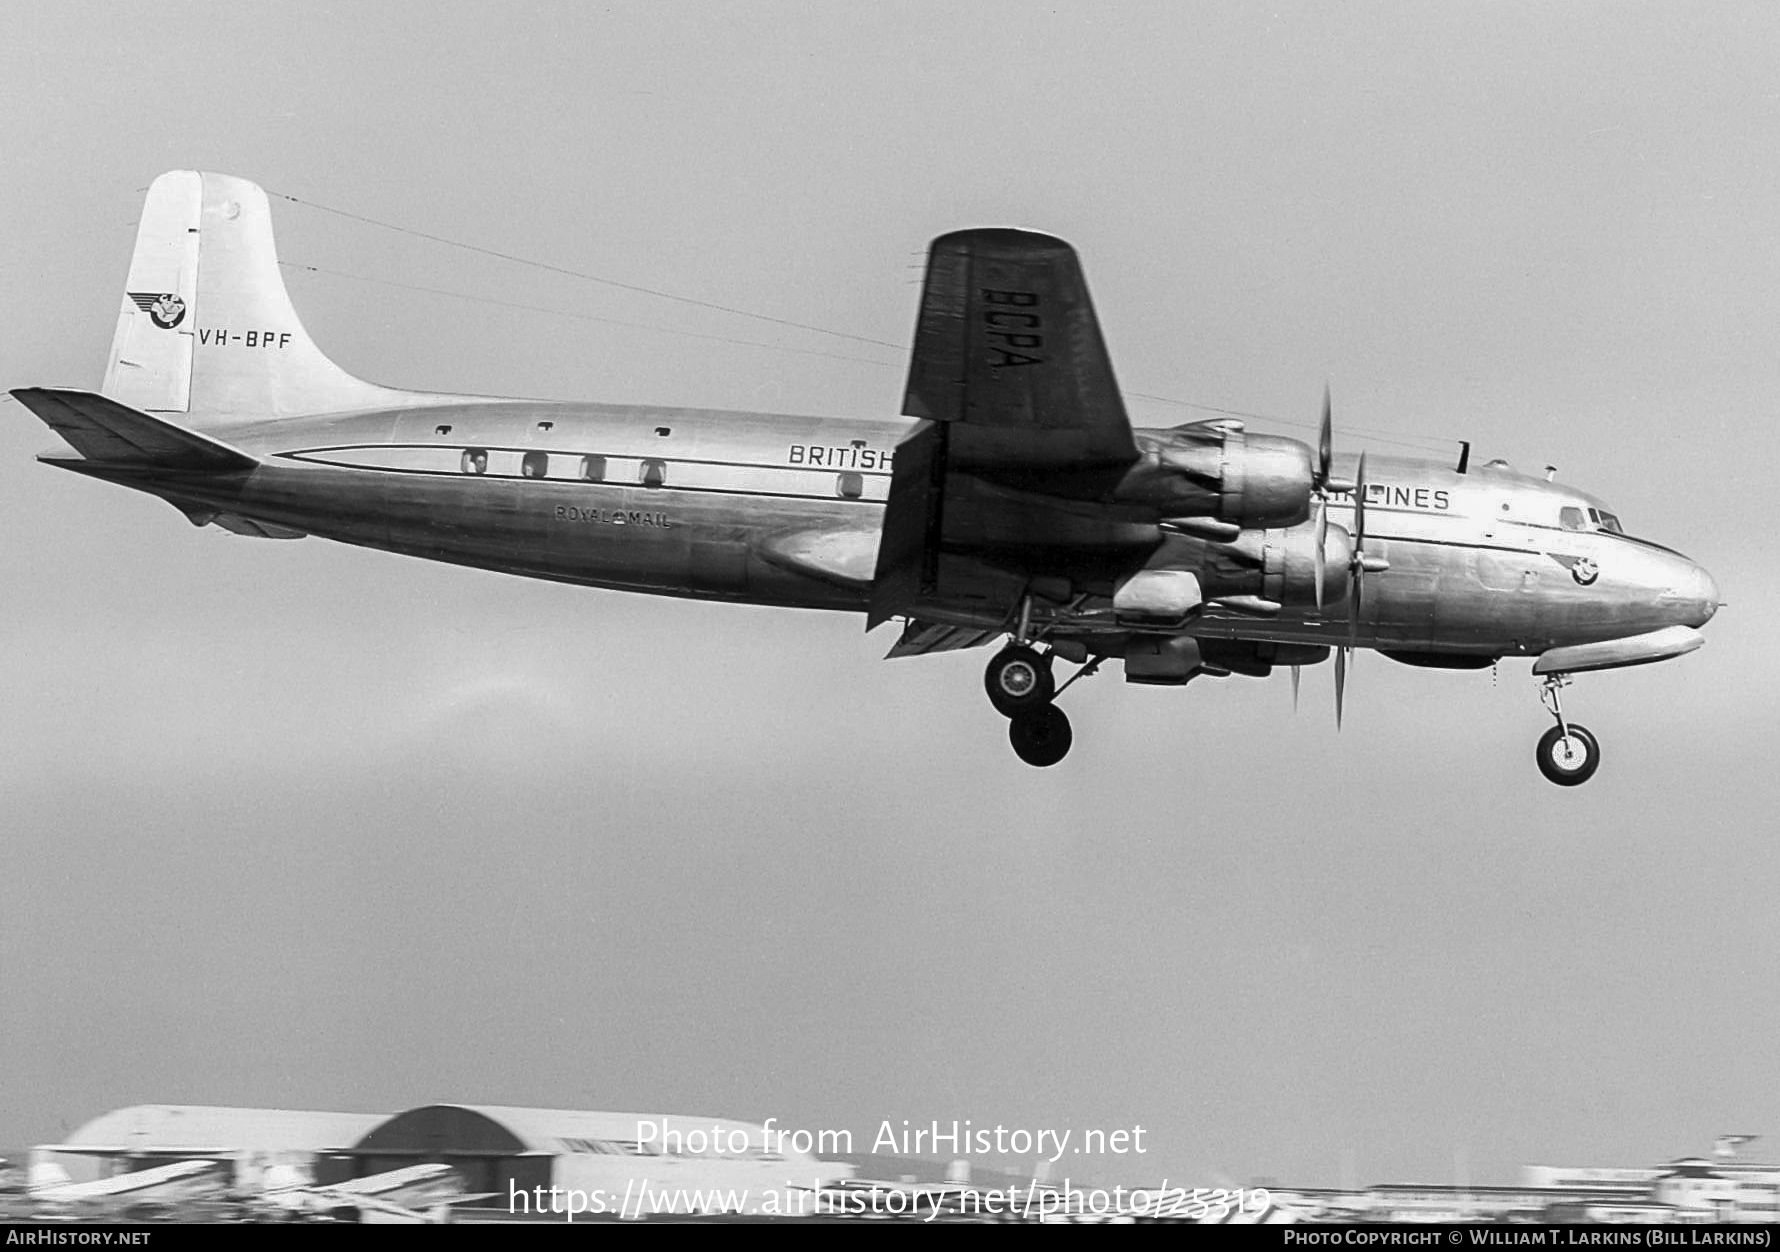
[1535,673,1601,786]
[983,594,1100,767]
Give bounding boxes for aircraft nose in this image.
[1673,562,1719,627]
[1693,564,1720,625]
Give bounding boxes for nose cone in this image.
[1691,564,1720,626]
[1670,562,1719,628]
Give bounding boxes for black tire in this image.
[1009,705,1073,767]
[984,645,1054,717]
[1536,723,1601,786]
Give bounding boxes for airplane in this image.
[12,171,1719,784]
[28,1157,229,1208]
[261,1161,484,1222]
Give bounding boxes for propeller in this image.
[1334,450,1389,729]
[1301,387,1387,727]
[1309,386,1355,611]
[1350,450,1368,634]
[1313,389,1331,611]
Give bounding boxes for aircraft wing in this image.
[870,230,1152,630]
[263,1163,481,1222]
[757,525,879,589]
[901,229,1137,473]
[32,1159,228,1203]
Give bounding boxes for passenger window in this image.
[521,451,549,479]
[640,458,667,489]
[1559,506,1585,531]
[580,455,606,483]
[461,448,488,475]
[836,472,864,500]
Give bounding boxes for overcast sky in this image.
[3,2,1777,1187]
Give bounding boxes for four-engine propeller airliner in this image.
[13,171,1719,782]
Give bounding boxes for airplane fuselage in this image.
[89,397,1715,662]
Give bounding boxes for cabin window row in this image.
[459,448,867,499]
[462,448,665,487]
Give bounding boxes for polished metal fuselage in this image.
[135,398,1718,659]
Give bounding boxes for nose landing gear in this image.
[1536,673,1602,786]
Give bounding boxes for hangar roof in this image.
[352,1105,780,1158]
[45,1105,388,1156]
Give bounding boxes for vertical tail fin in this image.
[103,171,434,425]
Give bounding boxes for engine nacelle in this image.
[1191,522,1354,610]
[1117,420,1315,529]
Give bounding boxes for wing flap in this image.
[12,387,256,471]
[868,420,948,627]
[884,619,1002,659]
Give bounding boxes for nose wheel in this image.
[1536,674,1602,786]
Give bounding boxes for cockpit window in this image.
[1586,507,1625,535]
[1559,506,1586,531]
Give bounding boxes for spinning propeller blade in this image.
[1350,451,1368,638]
[1317,384,1333,486]
[1308,389,1386,730]
[1312,385,1334,611]
[1313,500,1327,611]
[1334,451,1377,730]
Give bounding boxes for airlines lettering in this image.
[980,288,1043,367]
[788,444,893,469]
[1331,484,1451,511]
[198,328,293,348]
[554,505,670,527]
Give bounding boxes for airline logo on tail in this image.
[128,291,187,329]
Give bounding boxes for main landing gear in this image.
[987,645,1069,767]
[984,640,1096,768]
[984,645,1054,717]
[1535,673,1602,786]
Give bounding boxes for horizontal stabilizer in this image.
[12,387,256,471]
